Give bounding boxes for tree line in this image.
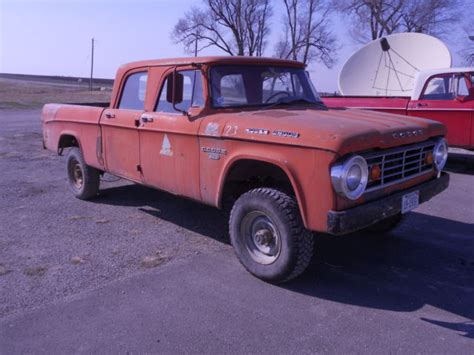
[172,0,463,67]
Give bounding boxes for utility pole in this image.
[89,38,95,91]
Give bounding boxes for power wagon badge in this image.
[202,147,227,160]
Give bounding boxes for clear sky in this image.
[0,0,470,92]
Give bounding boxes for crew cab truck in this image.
[323,67,474,150]
[42,57,449,283]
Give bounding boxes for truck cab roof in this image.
[118,56,305,73]
[412,67,474,100]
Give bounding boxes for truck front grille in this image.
[363,140,436,192]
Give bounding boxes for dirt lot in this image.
[0,81,473,352]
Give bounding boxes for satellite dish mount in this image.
[380,37,390,52]
[373,37,420,95]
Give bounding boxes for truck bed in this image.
[41,103,107,170]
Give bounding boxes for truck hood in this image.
[200,108,446,156]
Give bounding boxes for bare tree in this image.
[401,0,459,35]
[172,0,272,56]
[463,32,474,66]
[460,6,473,65]
[341,0,404,41]
[468,40,474,65]
[275,0,337,66]
[336,0,459,42]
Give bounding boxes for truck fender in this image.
[57,131,82,156]
[217,155,309,228]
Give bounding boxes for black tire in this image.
[366,214,405,233]
[229,188,314,283]
[66,147,100,200]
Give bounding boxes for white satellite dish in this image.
[338,33,452,96]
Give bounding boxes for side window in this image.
[262,72,304,102]
[422,75,455,100]
[118,72,148,110]
[457,76,469,96]
[155,70,204,113]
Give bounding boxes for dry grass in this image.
[0,78,112,109]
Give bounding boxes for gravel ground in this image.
[0,109,229,318]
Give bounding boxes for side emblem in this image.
[202,147,227,160]
[204,122,220,136]
[160,134,173,156]
[246,128,269,135]
[272,130,300,138]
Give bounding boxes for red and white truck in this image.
[323,67,474,150]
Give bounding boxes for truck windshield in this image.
[210,65,322,108]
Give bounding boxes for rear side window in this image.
[422,76,453,100]
[118,72,148,110]
[155,70,204,113]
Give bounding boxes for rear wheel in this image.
[229,188,314,283]
[66,147,100,200]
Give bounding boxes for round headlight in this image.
[331,155,368,200]
[433,138,448,171]
[346,165,362,191]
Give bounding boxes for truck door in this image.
[100,70,148,182]
[408,73,474,149]
[137,69,203,200]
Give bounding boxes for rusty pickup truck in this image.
[42,56,449,282]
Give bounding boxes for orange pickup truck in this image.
[42,56,449,282]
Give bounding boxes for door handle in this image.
[141,116,154,123]
[105,112,115,119]
[416,103,428,107]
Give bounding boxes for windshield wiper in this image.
[261,98,328,111]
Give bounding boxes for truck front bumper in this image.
[326,172,449,235]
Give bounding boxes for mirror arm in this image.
[171,66,189,117]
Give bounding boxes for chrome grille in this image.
[363,140,436,192]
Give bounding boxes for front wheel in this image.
[66,147,100,200]
[229,188,314,283]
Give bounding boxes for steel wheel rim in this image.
[241,210,281,265]
[69,158,83,189]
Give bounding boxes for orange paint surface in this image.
[42,57,449,233]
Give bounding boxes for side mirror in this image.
[457,87,474,102]
[166,72,184,104]
[469,87,474,98]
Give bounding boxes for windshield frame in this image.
[208,64,322,110]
